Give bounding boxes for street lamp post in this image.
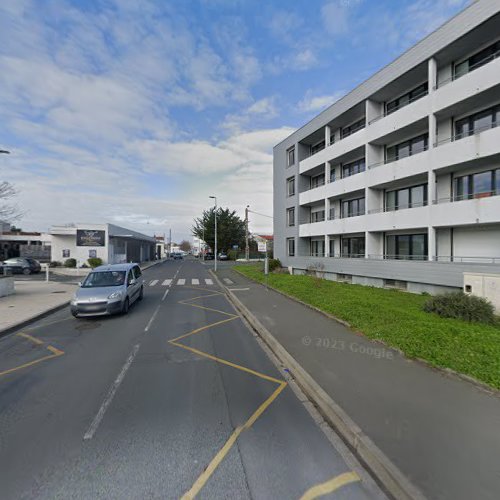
[209,196,217,272]
[245,205,250,261]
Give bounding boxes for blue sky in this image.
[0,0,469,241]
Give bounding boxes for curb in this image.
[0,300,71,339]
[210,269,424,500]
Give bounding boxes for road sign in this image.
[257,241,267,253]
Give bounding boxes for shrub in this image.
[64,258,77,268]
[228,250,239,261]
[87,257,103,268]
[423,292,496,324]
[269,258,281,272]
[49,261,62,268]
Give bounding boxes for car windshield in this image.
[82,271,126,288]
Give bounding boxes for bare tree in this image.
[179,240,192,252]
[0,181,22,223]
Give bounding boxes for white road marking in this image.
[177,279,185,285]
[162,279,172,286]
[149,280,159,287]
[192,278,200,285]
[205,279,213,285]
[223,278,234,285]
[83,343,140,440]
[144,304,161,332]
[162,288,170,301]
[228,288,250,291]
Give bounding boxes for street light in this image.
[209,195,217,272]
[245,205,250,261]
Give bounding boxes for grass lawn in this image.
[234,265,500,390]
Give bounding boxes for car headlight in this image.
[108,291,122,300]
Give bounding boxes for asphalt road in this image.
[0,260,385,500]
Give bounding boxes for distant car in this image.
[70,263,144,318]
[204,253,214,260]
[172,252,183,260]
[1,257,41,275]
[218,252,228,261]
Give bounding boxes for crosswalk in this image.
[146,277,233,287]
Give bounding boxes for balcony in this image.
[366,204,431,231]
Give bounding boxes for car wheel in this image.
[138,286,144,301]
[71,311,79,318]
[122,297,130,315]
[22,268,31,275]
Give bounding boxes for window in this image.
[133,266,142,278]
[342,158,366,178]
[341,198,365,218]
[328,206,335,220]
[386,234,428,260]
[287,147,295,167]
[287,238,295,257]
[329,239,336,257]
[453,40,500,79]
[287,207,295,227]
[454,104,500,140]
[286,177,295,197]
[341,118,365,139]
[310,140,325,156]
[311,210,325,223]
[454,169,499,200]
[386,83,428,115]
[330,166,336,182]
[385,184,427,211]
[62,249,70,258]
[341,237,365,258]
[386,134,428,162]
[310,239,325,257]
[310,173,325,189]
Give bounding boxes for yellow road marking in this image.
[299,472,361,500]
[0,345,64,377]
[170,316,239,343]
[16,332,44,345]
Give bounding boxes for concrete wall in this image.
[0,276,15,298]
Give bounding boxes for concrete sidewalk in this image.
[216,268,500,500]
[0,281,77,334]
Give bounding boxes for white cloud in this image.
[321,2,350,37]
[298,90,345,113]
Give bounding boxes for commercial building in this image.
[0,229,51,261]
[274,0,500,293]
[50,223,156,267]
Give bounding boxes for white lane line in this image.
[83,343,140,440]
[223,278,234,285]
[205,278,213,285]
[144,304,161,332]
[178,279,185,285]
[192,278,200,285]
[228,288,250,291]
[162,289,170,302]
[162,279,172,286]
[149,280,159,287]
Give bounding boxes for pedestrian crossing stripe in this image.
[205,279,213,285]
[178,279,186,285]
[162,279,172,286]
[149,280,159,286]
[146,278,218,287]
[223,278,234,285]
[192,278,199,285]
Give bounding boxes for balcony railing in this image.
[368,145,428,169]
[433,191,499,204]
[435,255,500,264]
[368,90,429,125]
[303,179,326,191]
[435,49,500,89]
[328,210,366,220]
[434,120,499,146]
[367,200,428,214]
[368,254,428,261]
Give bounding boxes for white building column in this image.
[428,57,437,91]
[428,226,436,261]
[325,125,331,146]
[428,169,436,204]
[324,234,329,258]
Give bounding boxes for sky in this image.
[0,0,470,242]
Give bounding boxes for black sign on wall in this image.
[76,229,106,247]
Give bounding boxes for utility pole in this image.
[169,228,172,258]
[209,196,217,272]
[245,205,250,261]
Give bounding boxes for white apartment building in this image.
[274,0,500,293]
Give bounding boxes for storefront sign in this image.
[76,229,105,247]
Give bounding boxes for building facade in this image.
[274,0,500,293]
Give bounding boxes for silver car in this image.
[70,263,144,317]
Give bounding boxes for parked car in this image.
[218,252,228,261]
[172,252,183,260]
[204,253,214,260]
[70,263,144,317]
[1,257,41,275]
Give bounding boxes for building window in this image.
[328,206,335,220]
[310,173,325,189]
[311,210,325,223]
[454,40,500,79]
[287,207,295,227]
[341,197,365,218]
[342,158,366,178]
[386,134,428,162]
[454,169,500,200]
[287,147,295,167]
[341,237,365,258]
[286,176,295,197]
[384,279,408,290]
[310,140,325,156]
[310,239,325,257]
[341,118,365,139]
[386,234,428,260]
[385,184,427,211]
[386,83,428,115]
[330,166,336,182]
[89,249,97,258]
[62,249,70,258]
[454,104,500,140]
[287,238,295,257]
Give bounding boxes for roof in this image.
[256,234,274,241]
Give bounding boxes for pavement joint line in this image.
[169,286,289,497]
[299,472,361,500]
[83,343,140,440]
